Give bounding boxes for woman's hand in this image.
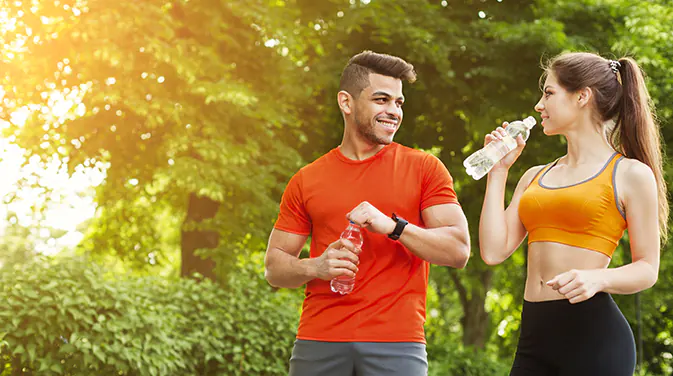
[485,122,526,173]
[546,269,607,304]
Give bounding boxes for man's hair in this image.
[339,51,416,98]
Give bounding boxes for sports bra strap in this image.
[527,159,560,188]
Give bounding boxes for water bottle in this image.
[330,221,363,295]
[463,116,536,180]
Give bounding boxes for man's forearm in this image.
[399,224,470,268]
[264,248,316,289]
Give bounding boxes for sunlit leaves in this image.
[1,0,307,270]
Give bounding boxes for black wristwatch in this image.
[388,213,408,240]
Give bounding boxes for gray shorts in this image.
[288,339,428,376]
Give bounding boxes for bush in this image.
[429,347,510,376]
[0,257,301,375]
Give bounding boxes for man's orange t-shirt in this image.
[274,142,459,343]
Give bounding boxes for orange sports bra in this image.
[518,152,627,258]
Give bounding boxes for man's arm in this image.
[406,203,470,268]
[264,229,313,289]
[264,229,361,289]
[347,202,470,268]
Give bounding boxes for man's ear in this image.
[578,87,593,108]
[338,91,353,115]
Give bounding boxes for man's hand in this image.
[311,238,361,281]
[347,201,396,235]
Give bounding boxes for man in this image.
[264,50,470,376]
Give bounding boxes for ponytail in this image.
[610,57,669,242]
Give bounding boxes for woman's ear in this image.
[578,87,593,108]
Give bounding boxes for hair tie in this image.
[608,60,621,73]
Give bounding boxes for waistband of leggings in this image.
[522,292,613,312]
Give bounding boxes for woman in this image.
[479,52,667,376]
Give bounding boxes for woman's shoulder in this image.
[616,157,654,179]
[615,157,656,197]
[516,164,548,190]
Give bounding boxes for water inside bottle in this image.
[330,222,363,295]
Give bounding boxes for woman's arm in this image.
[480,165,543,265]
[601,159,660,293]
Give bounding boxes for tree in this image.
[0,0,309,280]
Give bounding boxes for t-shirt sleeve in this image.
[421,154,459,211]
[274,170,312,235]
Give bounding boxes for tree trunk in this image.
[461,291,489,347]
[448,268,493,348]
[181,193,219,280]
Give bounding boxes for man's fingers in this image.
[326,246,359,264]
[336,248,360,264]
[330,267,356,279]
[341,238,357,252]
[329,238,356,252]
[327,239,342,250]
[346,212,362,226]
[328,258,358,274]
[347,201,375,227]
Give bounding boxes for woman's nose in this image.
[534,101,544,113]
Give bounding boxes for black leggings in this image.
[510,293,636,376]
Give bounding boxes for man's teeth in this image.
[376,120,397,129]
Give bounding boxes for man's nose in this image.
[386,103,402,118]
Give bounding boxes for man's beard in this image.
[354,111,393,146]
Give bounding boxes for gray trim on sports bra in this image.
[538,151,619,190]
[612,156,627,221]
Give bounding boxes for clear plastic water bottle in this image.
[330,221,363,295]
[463,116,536,180]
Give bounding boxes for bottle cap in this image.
[522,116,536,129]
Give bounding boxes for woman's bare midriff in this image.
[524,241,611,302]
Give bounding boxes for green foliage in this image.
[0,256,301,375]
[429,347,510,376]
